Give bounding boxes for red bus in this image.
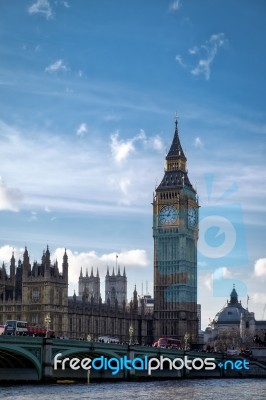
[4,320,55,337]
[156,337,182,349]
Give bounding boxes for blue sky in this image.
[0,0,266,329]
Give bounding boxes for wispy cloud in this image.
[0,177,22,212]
[110,130,146,164]
[191,33,226,80]
[194,136,203,148]
[28,0,54,20]
[151,135,164,151]
[175,55,186,68]
[0,120,163,215]
[76,122,88,137]
[176,33,227,80]
[45,59,68,73]
[169,0,182,11]
[61,1,70,8]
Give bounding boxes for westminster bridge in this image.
[0,336,266,382]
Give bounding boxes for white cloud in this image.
[194,136,203,148]
[0,177,22,212]
[188,46,199,55]
[204,267,232,291]
[151,135,164,151]
[191,33,226,80]
[204,273,212,291]
[52,247,149,290]
[61,1,70,8]
[119,178,131,197]
[175,55,186,68]
[213,267,232,280]
[0,245,24,265]
[169,0,182,11]
[45,59,68,73]
[110,131,135,163]
[0,120,160,214]
[28,0,53,19]
[110,130,146,164]
[76,122,88,137]
[254,258,266,278]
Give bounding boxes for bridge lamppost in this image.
[45,314,51,338]
[184,332,190,351]
[129,325,134,345]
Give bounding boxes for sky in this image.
[0,0,265,330]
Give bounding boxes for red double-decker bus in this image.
[155,337,182,349]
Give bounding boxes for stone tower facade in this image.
[0,246,69,337]
[153,119,199,343]
[78,266,100,302]
[105,266,127,307]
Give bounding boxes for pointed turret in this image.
[96,267,99,277]
[44,245,51,276]
[123,266,126,277]
[229,284,238,305]
[157,118,195,192]
[10,251,16,280]
[106,266,109,276]
[90,266,94,277]
[62,248,68,281]
[23,246,30,277]
[80,267,83,278]
[133,284,138,312]
[1,262,6,279]
[166,118,186,164]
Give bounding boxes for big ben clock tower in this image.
[153,118,198,343]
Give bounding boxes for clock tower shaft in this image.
[153,119,199,343]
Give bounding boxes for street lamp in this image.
[184,332,190,351]
[129,325,134,345]
[87,334,91,342]
[45,314,51,338]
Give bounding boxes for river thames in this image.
[0,379,266,400]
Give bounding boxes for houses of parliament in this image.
[0,120,198,344]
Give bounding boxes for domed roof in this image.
[214,286,248,324]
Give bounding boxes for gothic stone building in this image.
[0,247,153,343]
[0,246,68,337]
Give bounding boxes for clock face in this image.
[159,205,178,225]
[188,207,197,228]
